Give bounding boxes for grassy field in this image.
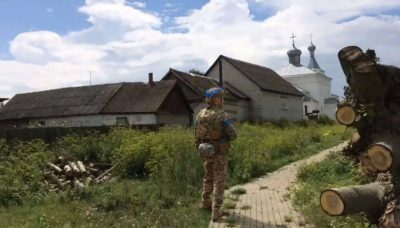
[0,121,350,227]
[292,153,375,228]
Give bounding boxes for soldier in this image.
[195,86,237,221]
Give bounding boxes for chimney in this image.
[148,72,154,85]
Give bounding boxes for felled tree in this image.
[320,46,400,226]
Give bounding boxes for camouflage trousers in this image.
[202,151,228,212]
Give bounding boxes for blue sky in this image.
[0,0,276,58]
[0,0,400,98]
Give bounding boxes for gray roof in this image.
[207,55,303,97]
[303,96,318,103]
[163,68,248,101]
[0,80,179,120]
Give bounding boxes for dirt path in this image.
[209,142,349,228]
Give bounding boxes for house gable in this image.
[206,55,303,97]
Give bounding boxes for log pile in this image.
[44,156,114,191]
[320,46,400,226]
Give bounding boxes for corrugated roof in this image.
[101,80,177,113]
[0,81,178,120]
[207,55,303,97]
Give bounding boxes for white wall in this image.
[30,114,157,127]
[262,91,303,121]
[208,58,302,121]
[283,72,339,118]
[323,103,337,120]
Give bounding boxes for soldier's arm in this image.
[220,112,237,141]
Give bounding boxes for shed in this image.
[0,79,192,128]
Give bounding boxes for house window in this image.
[280,97,288,110]
[116,117,129,125]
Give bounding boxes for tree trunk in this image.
[336,105,357,126]
[320,182,385,219]
[366,134,400,173]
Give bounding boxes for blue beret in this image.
[205,87,224,99]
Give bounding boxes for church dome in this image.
[308,43,316,52]
[287,45,302,56]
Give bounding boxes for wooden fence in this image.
[0,125,159,143]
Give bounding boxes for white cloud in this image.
[1,0,400,98]
[46,7,54,13]
[129,1,146,9]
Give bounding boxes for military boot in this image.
[212,209,223,222]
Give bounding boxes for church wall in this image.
[284,73,331,112]
[323,103,337,120]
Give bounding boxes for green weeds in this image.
[292,153,374,227]
[0,122,349,227]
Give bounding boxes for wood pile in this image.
[44,156,114,191]
[321,46,400,226]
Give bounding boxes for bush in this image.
[0,139,53,206]
[317,114,335,125]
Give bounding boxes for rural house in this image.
[206,55,304,121]
[0,77,192,128]
[276,41,340,119]
[0,98,8,110]
[161,68,250,121]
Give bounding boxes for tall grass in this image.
[292,153,375,227]
[0,122,349,227]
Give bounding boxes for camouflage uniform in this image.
[195,95,237,220]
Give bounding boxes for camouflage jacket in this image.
[195,106,237,145]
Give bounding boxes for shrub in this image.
[0,139,53,206]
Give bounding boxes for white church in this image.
[276,39,339,120]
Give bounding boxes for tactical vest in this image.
[195,108,224,141]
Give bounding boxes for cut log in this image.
[64,165,73,176]
[366,134,400,172]
[336,105,357,125]
[351,131,361,144]
[74,180,85,189]
[45,173,64,189]
[95,167,114,182]
[85,177,93,186]
[77,161,87,173]
[359,154,378,174]
[47,162,63,173]
[338,46,385,103]
[87,167,99,173]
[68,162,80,174]
[320,182,385,218]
